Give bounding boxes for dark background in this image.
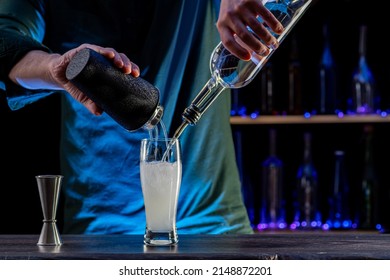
[0,94,61,234]
[232,0,390,230]
[0,0,388,234]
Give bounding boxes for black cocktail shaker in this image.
[65,48,163,131]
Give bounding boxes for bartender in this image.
[0,0,282,234]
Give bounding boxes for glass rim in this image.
[141,138,179,142]
[35,175,64,178]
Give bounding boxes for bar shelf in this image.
[230,114,390,125]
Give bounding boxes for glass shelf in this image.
[230,114,390,125]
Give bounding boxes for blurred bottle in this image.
[357,125,379,230]
[230,88,247,116]
[287,35,303,115]
[350,25,376,114]
[234,129,256,228]
[258,128,286,230]
[260,62,276,115]
[292,132,322,229]
[325,150,353,230]
[318,22,337,115]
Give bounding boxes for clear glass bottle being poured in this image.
[172,0,313,139]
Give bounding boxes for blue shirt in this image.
[0,0,253,234]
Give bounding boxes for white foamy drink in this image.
[140,161,181,231]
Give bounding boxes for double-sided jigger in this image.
[36,175,63,246]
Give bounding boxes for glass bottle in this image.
[172,0,313,139]
[258,128,286,230]
[318,22,337,115]
[292,131,321,229]
[325,150,352,230]
[358,125,379,229]
[351,25,375,115]
[287,34,302,115]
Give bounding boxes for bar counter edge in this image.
[1,231,389,260]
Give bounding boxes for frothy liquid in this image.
[140,161,181,231]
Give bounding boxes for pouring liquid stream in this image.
[160,77,225,161]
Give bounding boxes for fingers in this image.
[74,44,140,77]
[218,20,254,61]
[95,47,140,77]
[61,44,141,115]
[83,99,104,116]
[118,54,140,77]
[255,2,284,36]
[217,0,284,60]
[63,81,104,116]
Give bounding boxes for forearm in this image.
[8,50,63,90]
[0,30,56,111]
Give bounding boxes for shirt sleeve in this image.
[0,0,56,110]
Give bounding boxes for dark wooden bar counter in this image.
[1,231,390,260]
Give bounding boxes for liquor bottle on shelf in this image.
[258,128,286,230]
[318,22,337,115]
[287,34,303,115]
[291,132,322,229]
[260,62,276,115]
[357,125,379,230]
[230,88,247,116]
[232,129,256,228]
[350,25,376,115]
[325,150,353,230]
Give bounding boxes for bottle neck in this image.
[333,150,345,194]
[181,76,225,126]
[358,25,367,57]
[321,23,334,68]
[269,128,277,157]
[363,125,374,165]
[170,77,225,140]
[303,132,312,163]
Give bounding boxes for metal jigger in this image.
[36,175,63,246]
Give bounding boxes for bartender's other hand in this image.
[57,44,140,115]
[217,0,284,61]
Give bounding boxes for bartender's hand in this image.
[217,0,284,61]
[9,43,139,115]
